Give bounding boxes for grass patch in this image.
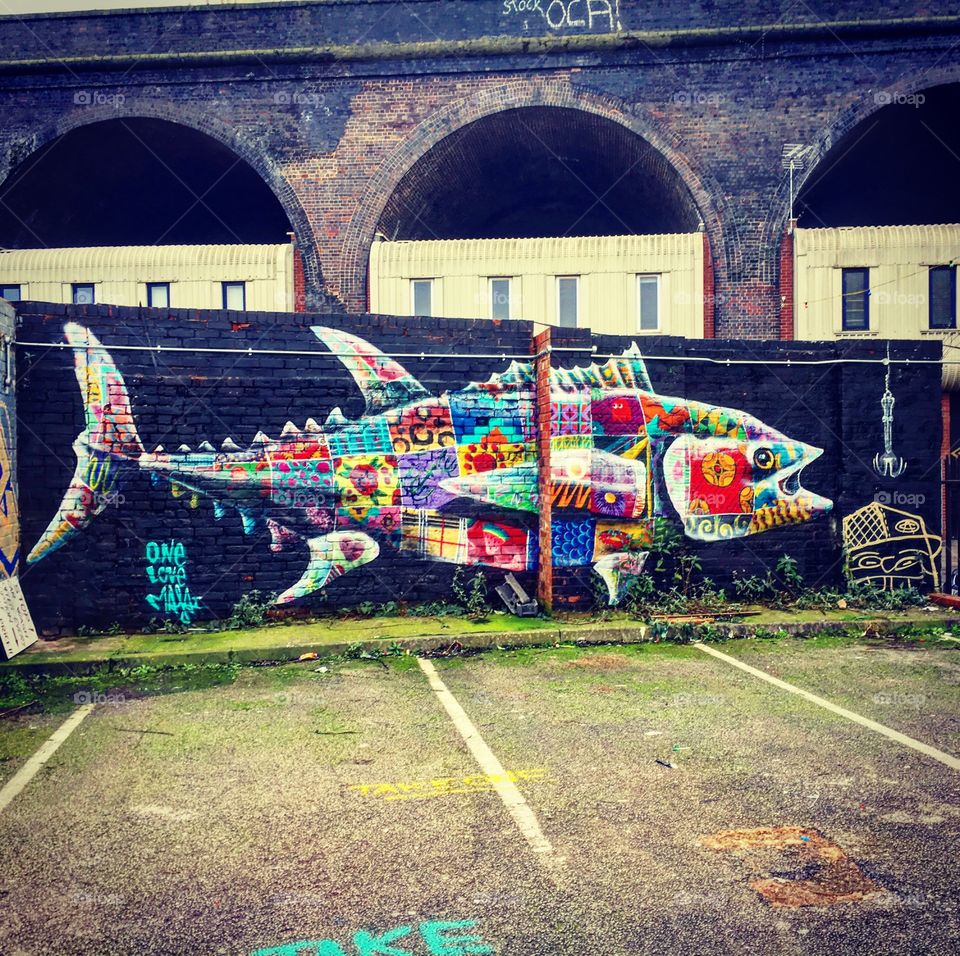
[0,661,241,715]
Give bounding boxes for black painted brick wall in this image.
[14,303,942,632]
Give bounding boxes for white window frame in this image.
[489,276,512,321]
[410,278,434,317]
[556,275,579,329]
[636,273,661,333]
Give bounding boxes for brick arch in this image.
[759,63,960,272]
[2,101,324,308]
[339,81,735,312]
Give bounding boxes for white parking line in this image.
[0,704,95,813]
[693,643,960,771]
[417,658,564,869]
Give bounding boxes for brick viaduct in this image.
[0,0,958,337]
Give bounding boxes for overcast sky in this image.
[1,0,299,14]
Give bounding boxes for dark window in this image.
[222,281,245,311]
[490,278,511,320]
[841,268,869,330]
[72,283,95,305]
[147,282,170,309]
[557,276,578,328]
[0,284,20,302]
[929,265,957,330]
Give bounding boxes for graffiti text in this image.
[145,539,201,624]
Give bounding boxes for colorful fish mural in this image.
[26,323,833,606]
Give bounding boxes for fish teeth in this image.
[303,418,321,433]
[251,431,270,445]
[198,441,215,453]
[280,421,298,438]
[152,444,164,454]
[325,407,348,427]
[221,437,241,451]
[177,444,192,454]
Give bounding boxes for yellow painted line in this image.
[693,643,960,771]
[0,704,95,813]
[417,658,564,869]
[350,768,549,801]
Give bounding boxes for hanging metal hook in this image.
[873,344,906,479]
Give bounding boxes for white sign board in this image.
[0,575,38,660]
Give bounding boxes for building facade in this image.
[0,1,956,337]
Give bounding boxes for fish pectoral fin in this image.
[593,551,649,606]
[275,531,380,605]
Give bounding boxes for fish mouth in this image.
[776,444,823,501]
[779,470,802,497]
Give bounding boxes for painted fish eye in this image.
[754,448,775,470]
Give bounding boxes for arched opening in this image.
[790,81,960,415]
[377,106,701,240]
[0,118,292,247]
[797,84,960,227]
[369,105,706,337]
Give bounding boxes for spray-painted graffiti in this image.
[28,324,832,610]
[350,767,548,801]
[0,406,19,577]
[251,919,493,956]
[501,0,621,33]
[842,501,941,591]
[145,539,202,624]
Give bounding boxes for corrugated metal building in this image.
[0,244,295,312]
[368,233,705,338]
[793,224,959,387]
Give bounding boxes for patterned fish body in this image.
[26,324,832,607]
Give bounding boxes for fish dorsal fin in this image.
[325,406,349,428]
[312,326,430,416]
[551,343,652,393]
[462,360,535,393]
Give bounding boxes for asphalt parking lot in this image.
[0,634,958,956]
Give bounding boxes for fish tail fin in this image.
[26,324,144,564]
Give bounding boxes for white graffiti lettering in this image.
[502,0,620,32]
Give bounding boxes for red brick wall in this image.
[779,229,795,340]
[703,232,715,339]
[293,244,306,313]
[533,328,553,611]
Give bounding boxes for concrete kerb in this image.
[3,614,957,679]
